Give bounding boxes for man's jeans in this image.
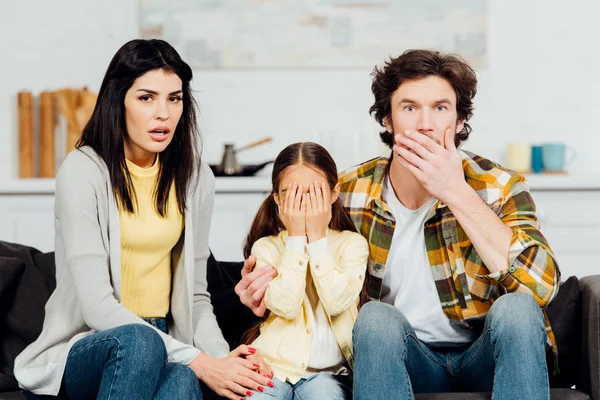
[353,292,550,400]
[25,322,202,399]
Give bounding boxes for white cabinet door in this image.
[532,191,600,278]
[209,192,269,262]
[0,195,55,252]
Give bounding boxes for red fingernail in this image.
[248,347,257,354]
[246,391,252,396]
[268,381,274,388]
[253,363,260,368]
[257,386,264,392]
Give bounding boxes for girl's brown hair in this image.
[241,142,365,344]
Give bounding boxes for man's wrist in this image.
[443,181,474,209]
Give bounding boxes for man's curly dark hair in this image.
[370,49,478,148]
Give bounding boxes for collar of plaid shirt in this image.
[338,149,561,371]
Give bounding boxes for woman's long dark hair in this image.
[77,39,199,216]
[241,142,364,345]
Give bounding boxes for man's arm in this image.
[444,183,513,275]
[394,129,560,306]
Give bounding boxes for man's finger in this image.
[403,130,443,154]
[247,267,276,294]
[252,280,270,302]
[241,256,256,278]
[255,299,267,317]
[236,263,270,294]
[394,145,428,171]
[444,127,457,152]
[397,154,425,181]
[395,134,434,162]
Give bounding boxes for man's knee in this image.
[487,293,545,339]
[353,301,413,351]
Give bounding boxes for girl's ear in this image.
[273,192,281,207]
[330,183,340,204]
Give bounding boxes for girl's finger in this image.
[301,193,308,215]
[294,185,303,212]
[309,183,318,214]
[322,181,331,205]
[315,181,324,211]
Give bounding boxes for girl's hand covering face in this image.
[305,182,332,243]
[279,182,306,237]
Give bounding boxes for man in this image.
[235,49,560,400]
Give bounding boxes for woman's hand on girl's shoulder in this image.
[187,345,272,400]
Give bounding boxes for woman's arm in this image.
[308,232,368,316]
[55,152,200,364]
[191,162,230,358]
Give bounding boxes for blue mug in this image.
[531,146,543,174]
[542,143,576,171]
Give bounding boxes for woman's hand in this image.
[279,182,306,237]
[305,182,331,243]
[188,345,272,400]
[246,351,274,380]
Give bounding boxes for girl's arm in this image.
[251,237,309,320]
[308,232,369,316]
[55,152,200,364]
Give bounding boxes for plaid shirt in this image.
[338,150,561,364]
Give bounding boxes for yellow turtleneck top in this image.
[119,157,183,318]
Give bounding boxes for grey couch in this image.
[1,244,599,399]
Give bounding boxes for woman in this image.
[14,39,271,400]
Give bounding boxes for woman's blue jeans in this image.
[24,320,202,399]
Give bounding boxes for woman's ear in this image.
[330,183,340,204]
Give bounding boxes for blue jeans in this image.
[25,322,202,399]
[353,293,550,400]
[248,372,351,400]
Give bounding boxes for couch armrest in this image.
[579,275,600,399]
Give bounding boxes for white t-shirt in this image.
[381,176,477,346]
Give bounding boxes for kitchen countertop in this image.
[1,173,599,195]
[0,176,273,195]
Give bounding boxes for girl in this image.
[242,142,369,400]
[14,39,271,400]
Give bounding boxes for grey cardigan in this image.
[14,146,229,395]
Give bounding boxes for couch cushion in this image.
[546,276,582,388]
[0,242,56,392]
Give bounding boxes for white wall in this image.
[1,0,599,180]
